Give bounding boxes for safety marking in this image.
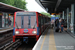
[40,30,48,50]
[49,29,57,50]
[32,27,49,50]
[32,34,42,50]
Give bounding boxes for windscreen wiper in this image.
[15,22,19,29]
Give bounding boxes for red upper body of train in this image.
[13,11,50,42]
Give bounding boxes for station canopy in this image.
[35,0,75,13]
[0,2,24,13]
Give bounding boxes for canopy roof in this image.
[36,0,75,13]
[0,2,24,13]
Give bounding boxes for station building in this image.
[0,2,24,29]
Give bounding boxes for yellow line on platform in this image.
[40,31,47,50]
[49,29,57,50]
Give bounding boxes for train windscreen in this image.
[15,12,36,29]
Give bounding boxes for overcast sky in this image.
[26,0,47,13]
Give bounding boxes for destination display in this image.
[16,12,36,16]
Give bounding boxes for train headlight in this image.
[15,31,19,34]
[32,31,37,34]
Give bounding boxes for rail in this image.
[3,39,21,50]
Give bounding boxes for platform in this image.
[33,29,75,50]
[0,28,13,33]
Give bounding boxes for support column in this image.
[62,11,64,19]
[59,13,61,18]
[71,4,74,34]
[67,8,69,29]
[0,15,2,28]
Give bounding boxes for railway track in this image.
[0,31,36,50]
[2,39,21,50]
[1,39,36,50]
[0,27,50,50]
[0,30,14,50]
[16,39,36,50]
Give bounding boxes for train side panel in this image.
[13,12,16,42]
[36,12,39,41]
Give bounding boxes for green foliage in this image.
[41,12,52,17]
[55,15,60,17]
[0,0,27,10]
[14,0,27,10]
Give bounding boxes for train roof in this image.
[15,11,50,18]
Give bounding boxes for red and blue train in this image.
[13,11,50,42]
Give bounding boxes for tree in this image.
[0,0,14,5]
[0,0,27,10]
[41,12,52,17]
[14,0,27,10]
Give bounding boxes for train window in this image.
[45,18,47,23]
[46,18,47,23]
[16,16,21,28]
[43,17,44,25]
[23,16,36,28]
[31,16,36,28]
[24,16,28,28]
[44,17,45,24]
[41,17,43,25]
[38,16,41,28]
[16,12,36,29]
[47,18,48,22]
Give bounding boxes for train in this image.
[13,11,50,42]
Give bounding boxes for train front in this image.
[13,12,38,42]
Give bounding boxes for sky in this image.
[26,0,47,13]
